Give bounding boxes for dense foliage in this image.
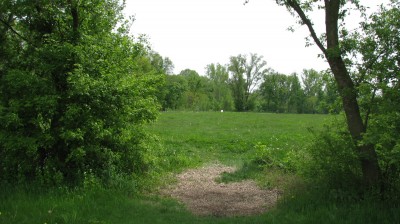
[258,69,340,113]
[354,1,400,195]
[0,0,163,186]
[158,62,340,113]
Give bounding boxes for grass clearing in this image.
[1,111,398,223]
[147,111,327,169]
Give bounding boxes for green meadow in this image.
[146,111,326,171]
[1,112,398,224]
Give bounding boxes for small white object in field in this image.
[221,110,224,112]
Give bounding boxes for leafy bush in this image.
[363,112,400,199]
[301,119,363,191]
[252,142,287,170]
[285,114,400,200]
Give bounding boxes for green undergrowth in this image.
[267,189,400,224]
[216,162,302,190]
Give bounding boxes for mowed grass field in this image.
[2,112,398,223]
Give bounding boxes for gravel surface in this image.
[161,163,279,216]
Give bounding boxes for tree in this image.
[149,51,175,75]
[245,53,269,103]
[350,1,400,191]
[318,71,341,114]
[260,71,304,113]
[287,73,305,113]
[229,53,268,111]
[301,69,324,113]
[0,0,162,185]
[260,72,289,112]
[205,63,234,111]
[179,69,211,110]
[228,55,247,111]
[268,0,382,186]
[161,74,188,110]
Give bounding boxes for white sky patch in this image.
[124,0,388,75]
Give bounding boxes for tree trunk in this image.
[68,0,80,43]
[324,0,381,187]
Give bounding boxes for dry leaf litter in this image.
[161,163,280,217]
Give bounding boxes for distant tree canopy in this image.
[157,63,340,114]
[206,63,235,111]
[228,53,268,111]
[0,0,164,185]
[259,72,302,113]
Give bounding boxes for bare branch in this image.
[286,0,327,55]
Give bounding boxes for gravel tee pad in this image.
[162,163,279,217]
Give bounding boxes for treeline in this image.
[155,54,341,114]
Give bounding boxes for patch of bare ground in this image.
[161,163,280,217]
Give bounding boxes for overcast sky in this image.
[124,0,387,75]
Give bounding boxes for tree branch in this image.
[355,51,384,87]
[286,0,327,55]
[0,18,31,44]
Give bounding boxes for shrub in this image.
[301,119,363,192]
[363,112,400,200]
[252,142,287,170]
[288,114,400,201]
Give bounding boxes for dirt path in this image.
[161,163,280,217]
